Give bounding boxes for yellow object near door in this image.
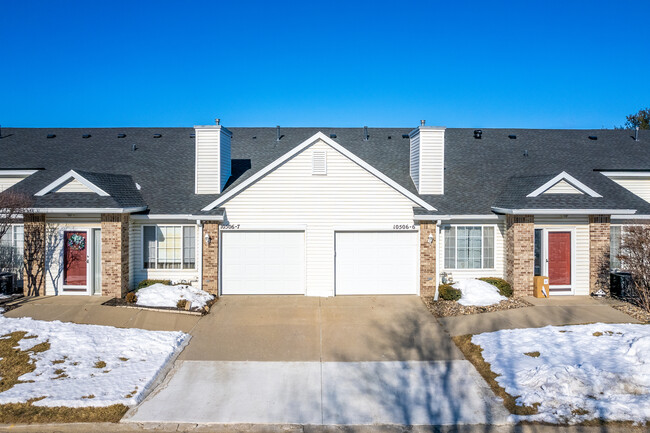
[534,276,550,298]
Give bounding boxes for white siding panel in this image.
[222,140,419,297]
[220,129,231,190]
[0,176,27,192]
[129,220,201,289]
[409,133,420,190]
[195,129,221,194]
[55,178,95,193]
[544,180,583,194]
[608,176,650,203]
[438,219,506,281]
[418,129,444,194]
[535,216,590,296]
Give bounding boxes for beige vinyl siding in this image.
[409,133,420,189]
[607,176,650,203]
[55,178,94,193]
[195,128,221,194]
[0,176,28,192]
[534,216,590,296]
[220,129,231,191]
[222,139,419,297]
[129,220,201,288]
[42,215,101,296]
[418,129,444,194]
[438,219,506,281]
[544,179,583,194]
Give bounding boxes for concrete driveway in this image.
[125,295,509,426]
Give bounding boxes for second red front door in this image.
[548,231,571,286]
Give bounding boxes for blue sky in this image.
[1,0,648,128]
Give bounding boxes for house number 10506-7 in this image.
[393,224,415,230]
[221,224,240,230]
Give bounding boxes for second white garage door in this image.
[221,231,305,295]
[335,231,418,295]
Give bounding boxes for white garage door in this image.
[221,231,305,295]
[335,231,418,295]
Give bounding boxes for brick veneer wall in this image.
[23,213,46,296]
[101,213,129,298]
[505,215,535,297]
[589,215,610,293]
[202,221,220,295]
[419,222,436,297]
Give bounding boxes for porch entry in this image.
[62,229,101,295]
[547,231,572,293]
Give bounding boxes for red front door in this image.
[548,232,571,286]
[64,231,87,286]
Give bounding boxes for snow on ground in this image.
[454,279,507,306]
[472,323,650,424]
[136,283,214,309]
[0,314,189,407]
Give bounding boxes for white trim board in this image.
[202,132,435,212]
[35,170,110,197]
[0,169,39,176]
[491,207,636,215]
[527,171,602,198]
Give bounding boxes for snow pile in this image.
[454,279,507,306]
[136,283,214,309]
[472,323,650,424]
[0,315,189,407]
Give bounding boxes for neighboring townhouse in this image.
[0,123,648,298]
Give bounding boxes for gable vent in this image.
[312,150,327,175]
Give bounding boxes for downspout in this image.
[197,220,203,290]
[433,220,441,301]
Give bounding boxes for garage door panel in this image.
[222,231,305,295]
[335,231,418,295]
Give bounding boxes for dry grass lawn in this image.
[0,331,127,424]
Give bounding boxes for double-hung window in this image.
[143,225,196,269]
[0,225,24,274]
[444,225,495,269]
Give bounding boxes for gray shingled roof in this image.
[0,126,649,215]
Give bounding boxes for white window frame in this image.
[141,224,196,271]
[443,224,497,270]
[0,224,24,278]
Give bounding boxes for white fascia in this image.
[491,207,637,215]
[414,214,501,221]
[611,214,650,220]
[600,171,650,177]
[0,169,39,176]
[201,131,435,212]
[527,171,602,198]
[28,207,147,214]
[130,214,224,221]
[34,170,109,196]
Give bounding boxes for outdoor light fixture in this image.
[204,233,211,246]
[428,233,434,244]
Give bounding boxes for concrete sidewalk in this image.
[2,296,201,332]
[438,296,639,337]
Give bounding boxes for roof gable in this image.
[202,132,435,211]
[35,170,109,196]
[527,171,601,198]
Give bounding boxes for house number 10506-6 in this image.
[393,224,415,230]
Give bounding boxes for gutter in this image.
[130,214,224,221]
[491,207,637,215]
[28,206,148,214]
[414,214,501,221]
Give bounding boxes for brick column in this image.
[201,221,220,295]
[419,222,437,297]
[101,214,129,298]
[23,213,46,296]
[589,215,610,293]
[505,215,535,297]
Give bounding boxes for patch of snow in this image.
[136,283,214,309]
[472,323,650,424]
[0,315,189,407]
[454,279,507,306]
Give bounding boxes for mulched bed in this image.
[609,302,650,324]
[102,296,218,315]
[422,296,533,317]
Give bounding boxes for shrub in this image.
[438,284,461,301]
[137,279,171,290]
[479,277,513,298]
[176,299,188,309]
[125,292,137,304]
